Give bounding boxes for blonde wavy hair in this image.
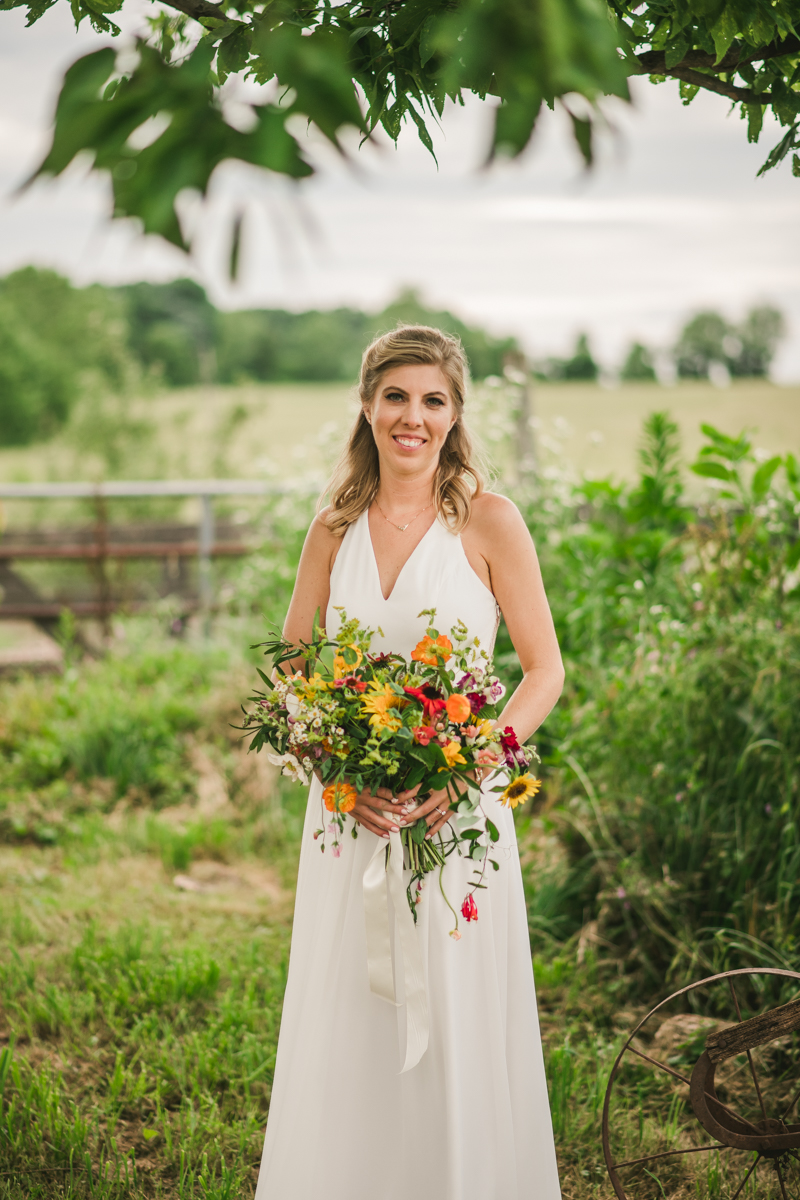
[323,325,485,537]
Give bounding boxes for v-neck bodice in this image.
[327,508,500,658]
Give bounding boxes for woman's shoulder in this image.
[306,506,348,570]
[466,491,527,539]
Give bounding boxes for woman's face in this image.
[366,363,456,478]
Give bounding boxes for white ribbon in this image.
[362,831,429,1073]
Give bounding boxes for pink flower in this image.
[449,929,461,941]
[461,894,478,922]
[475,747,500,765]
[332,844,341,858]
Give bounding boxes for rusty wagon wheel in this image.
[603,968,800,1200]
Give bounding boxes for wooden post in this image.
[198,493,214,633]
[503,351,536,487]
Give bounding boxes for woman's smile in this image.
[393,434,427,450]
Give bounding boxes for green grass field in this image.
[0,379,797,506]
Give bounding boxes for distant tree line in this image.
[538,305,787,385]
[0,269,517,446]
[0,267,789,448]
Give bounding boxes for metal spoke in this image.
[627,1045,691,1086]
[775,1159,791,1200]
[729,1154,761,1200]
[729,978,769,1122]
[781,1083,800,1123]
[625,1045,764,1135]
[614,1142,726,1169]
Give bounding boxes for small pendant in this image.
[397,523,409,532]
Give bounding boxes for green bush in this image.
[0,641,228,807]
[502,412,800,991]
[0,267,133,445]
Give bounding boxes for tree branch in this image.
[662,65,764,104]
[156,0,229,25]
[635,33,800,79]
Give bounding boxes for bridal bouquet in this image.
[241,608,540,932]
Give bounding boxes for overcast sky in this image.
[1,3,798,377]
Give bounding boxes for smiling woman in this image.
[324,327,485,539]
[254,325,565,1200]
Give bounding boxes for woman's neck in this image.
[374,464,436,515]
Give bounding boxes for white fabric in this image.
[255,510,562,1200]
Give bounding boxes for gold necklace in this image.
[374,497,432,533]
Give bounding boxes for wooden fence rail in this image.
[0,480,290,623]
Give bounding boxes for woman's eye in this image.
[386,391,405,402]
[426,397,445,407]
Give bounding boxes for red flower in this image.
[333,675,367,692]
[500,726,526,769]
[461,894,478,922]
[412,725,438,746]
[467,691,487,715]
[404,685,447,723]
[368,652,397,667]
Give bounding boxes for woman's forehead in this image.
[376,362,452,396]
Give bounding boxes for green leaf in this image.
[486,817,500,842]
[411,818,427,844]
[691,461,735,482]
[710,8,739,64]
[568,110,592,166]
[751,455,782,500]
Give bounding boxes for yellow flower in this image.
[438,741,467,771]
[334,644,363,679]
[299,671,331,699]
[476,718,495,740]
[500,774,542,809]
[360,681,407,731]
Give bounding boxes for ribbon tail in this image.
[385,832,429,1074]
[363,837,397,1005]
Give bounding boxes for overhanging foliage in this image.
[3,0,799,251]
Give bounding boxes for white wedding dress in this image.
[255,510,561,1200]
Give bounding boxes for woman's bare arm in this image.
[465,493,564,744]
[282,512,341,670]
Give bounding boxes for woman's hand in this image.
[390,783,455,840]
[350,785,410,839]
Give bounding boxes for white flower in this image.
[265,750,309,785]
[285,692,303,719]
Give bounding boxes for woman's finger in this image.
[425,811,453,839]
[394,784,422,802]
[352,808,392,836]
[353,805,402,833]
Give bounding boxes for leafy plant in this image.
[12,0,799,257]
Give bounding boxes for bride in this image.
[255,325,564,1200]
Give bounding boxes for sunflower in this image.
[500,774,542,809]
[360,681,407,731]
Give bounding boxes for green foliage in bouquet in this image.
[241,607,539,918]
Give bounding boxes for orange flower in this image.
[445,693,472,724]
[323,782,358,813]
[411,634,453,666]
